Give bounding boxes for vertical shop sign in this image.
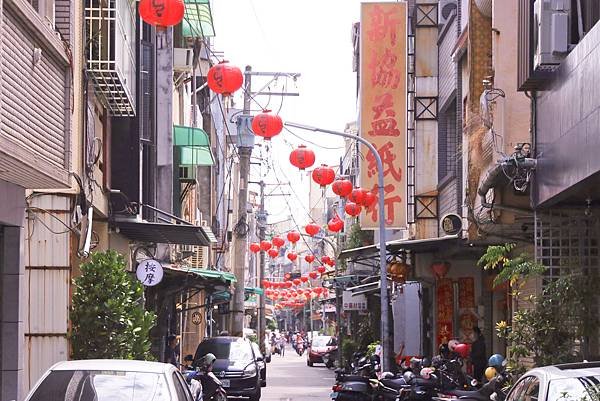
[458,277,478,342]
[359,2,407,229]
[436,277,454,347]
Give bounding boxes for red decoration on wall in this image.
[249,243,261,253]
[432,262,450,279]
[268,249,279,259]
[260,240,272,251]
[309,271,318,279]
[287,252,298,262]
[344,202,362,216]
[305,223,320,237]
[311,165,336,188]
[139,0,185,27]
[252,110,283,140]
[292,278,301,286]
[332,179,353,198]
[289,145,316,170]
[305,254,315,263]
[327,216,344,232]
[206,62,243,96]
[272,236,285,248]
[300,276,309,283]
[287,231,301,244]
[436,278,454,348]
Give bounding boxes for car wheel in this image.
[265,355,271,363]
[249,385,261,401]
[307,359,313,367]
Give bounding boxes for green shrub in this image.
[70,250,156,360]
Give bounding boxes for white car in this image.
[25,359,196,401]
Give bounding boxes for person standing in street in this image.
[165,334,180,367]
[470,327,487,381]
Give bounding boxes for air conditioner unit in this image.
[533,0,570,73]
[189,246,209,269]
[179,165,197,183]
[173,48,193,72]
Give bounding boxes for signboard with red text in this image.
[359,2,407,229]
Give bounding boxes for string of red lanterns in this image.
[272,236,285,248]
[332,178,353,197]
[312,164,336,188]
[305,223,320,237]
[207,62,243,96]
[287,231,300,244]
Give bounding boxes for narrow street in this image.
[262,346,335,401]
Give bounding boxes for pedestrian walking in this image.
[470,327,487,381]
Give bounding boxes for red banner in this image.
[436,278,453,347]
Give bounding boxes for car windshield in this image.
[28,370,170,401]
[548,376,600,401]
[312,337,331,347]
[196,340,253,362]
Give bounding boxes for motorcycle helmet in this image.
[370,354,380,364]
[420,367,435,380]
[448,339,459,351]
[454,343,470,359]
[488,354,505,368]
[403,371,416,384]
[421,357,432,367]
[439,343,451,359]
[198,353,217,368]
[485,366,497,380]
[381,372,395,380]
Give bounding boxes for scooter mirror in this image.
[471,379,479,387]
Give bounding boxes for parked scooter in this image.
[323,347,339,369]
[331,355,380,401]
[192,353,227,401]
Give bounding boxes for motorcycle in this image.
[323,347,339,369]
[192,370,227,401]
[182,368,203,401]
[434,371,509,401]
[331,355,380,401]
[297,341,305,356]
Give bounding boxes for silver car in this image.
[504,362,600,401]
[25,359,195,401]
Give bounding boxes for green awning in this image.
[183,0,215,38]
[182,267,237,283]
[174,125,214,166]
[245,287,264,296]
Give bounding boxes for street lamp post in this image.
[284,122,392,372]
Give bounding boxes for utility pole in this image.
[257,180,266,353]
[231,66,254,336]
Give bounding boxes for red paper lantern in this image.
[332,179,353,198]
[249,243,261,253]
[268,249,279,259]
[262,280,271,288]
[300,276,309,283]
[287,231,301,244]
[305,254,315,264]
[289,145,316,170]
[309,271,318,279]
[260,240,272,251]
[305,223,321,237]
[305,292,312,299]
[362,191,377,208]
[252,110,283,140]
[348,188,365,204]
[325,258,335,267]
[432,262,450,278]
[207,62,243,96]
[287,252,298,262]
[293,278,301,286]
[139,0,184,27]
[284,273,292,281]
[313,287,322,294]
[321,255,331,265]
[327,216,344,232]
[312,164,336,188]
[345,202,362,217]
[317,265,326,274]
[271,236,285,248]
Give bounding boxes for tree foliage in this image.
[70,250,156,360]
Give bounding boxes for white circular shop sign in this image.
[136,259,164,287]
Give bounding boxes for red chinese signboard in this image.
[436,278,453,347]
[359,3,407,229]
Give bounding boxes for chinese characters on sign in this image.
[436,278,454,347]
[458,277,478,342]
[360,3,407,229]
[342,291,368,311]
[136,259,164,287]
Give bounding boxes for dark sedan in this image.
[194,336,263,401]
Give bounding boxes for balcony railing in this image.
[86,0,136,116]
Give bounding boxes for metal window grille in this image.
[86,0,136,116]
[535,209,600,286]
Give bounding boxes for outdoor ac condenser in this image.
[533,0,570,72]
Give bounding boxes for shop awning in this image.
[182,267,237,283]
[338,234,461,261]
[245,287,264,296]
[174,125,214,166]
[113,219,215,246]
[183,0,215,38]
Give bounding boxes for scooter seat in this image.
[340,375,371,383]
[380,377,408,390]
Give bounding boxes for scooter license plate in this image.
[330,392,338,399]
[221,379,230,388]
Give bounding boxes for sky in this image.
[211,0,366,228]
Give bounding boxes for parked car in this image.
[504,361,600,401]
[251,342,267,387]
[194,336,262,401]
[25,359,193,401]
[307,335,337,367]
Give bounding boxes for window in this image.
[548,376,600,401]
[438,101,458,181]
[506,376,541,401]
[570,0,600,44]
[172,371,194,401]
[27,0,55,25]
[506,377,530,401]
[29,370,171,401]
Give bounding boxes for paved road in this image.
[262,345,335,401]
